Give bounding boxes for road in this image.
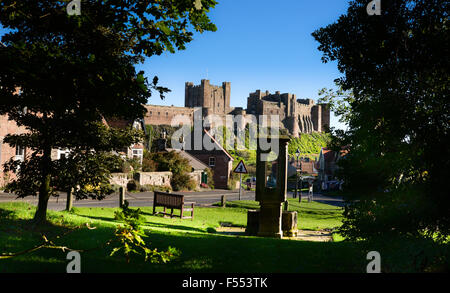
[0,190,344,211]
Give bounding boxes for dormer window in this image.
[15,145,25,162]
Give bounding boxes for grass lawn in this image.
[0,199,368,273]
[0,199,447,273]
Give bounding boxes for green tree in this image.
[0,0,217,226]
[143,150,197,191]
[312,0,449,241]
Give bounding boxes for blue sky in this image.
[1,0,351,130]
[139,0,351,130]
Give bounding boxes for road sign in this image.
[233,160,248,174]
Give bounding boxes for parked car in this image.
[245,177,256,190]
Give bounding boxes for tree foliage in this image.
[143,150,197,191]
[0,0,217,225]
[111,200,180,263]
[312,0,449,241]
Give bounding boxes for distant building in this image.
[104,117,147,164]
[317,147,348,190]
[246,90,330,136]
[0,112,28,187]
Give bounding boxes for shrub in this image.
[111,200,181,263]
[171,173,197,191]
[126,180,139,192]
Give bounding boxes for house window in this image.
[166,112,168,117]
[132,149,143,164]
[150,111,152,116]
[209,157,215,167]
[57,149,70,160]
[15,145,25,161]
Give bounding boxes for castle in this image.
[144,79,330,137]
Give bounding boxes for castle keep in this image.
[144,79,330,137]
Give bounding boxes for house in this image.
[317,147,348,190]
[289,157,319,177]
[166,148,210,186]
[0,113,29,187]
[104,117,147,164]
[184,129,234,189]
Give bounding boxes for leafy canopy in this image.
[312,0,449,240]
[0,0,217,224]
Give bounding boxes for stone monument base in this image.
[245,210,298,238]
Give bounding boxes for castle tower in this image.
[311,105,322,132]
[185,79,231,116]
[319,104,330,131]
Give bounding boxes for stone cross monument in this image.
[254,135,291,238]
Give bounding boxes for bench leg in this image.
[181,207,183,219]
[153,204,156,215]
[191,203,194,220]
[171,208,173,218]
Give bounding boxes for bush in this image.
[205,167,214,189]
[171,173,197,191]
[126,180,139,192]
[142,156,158,172]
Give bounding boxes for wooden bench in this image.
[152,191,194,220]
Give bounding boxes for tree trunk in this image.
[32,145,52,227]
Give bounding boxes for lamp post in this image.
[298,157,303,203]
[294,149,300,199]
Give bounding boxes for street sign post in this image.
[233,160,248,200]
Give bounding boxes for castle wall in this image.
[144,105,194,126]
[146,82,329,137]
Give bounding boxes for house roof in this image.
[202,129,234,161]
[321,147,349,163]
[166,148,209,171]
[322,148,336,164]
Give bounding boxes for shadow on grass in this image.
[143,221,206,233]
[70,210,208,234]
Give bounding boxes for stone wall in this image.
[133,171,172,187]
[144,105,194,126]
[110,173,131,187]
